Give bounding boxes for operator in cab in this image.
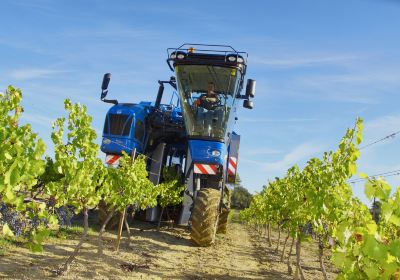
[195,82,220,110]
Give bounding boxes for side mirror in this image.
[101,73,111,99]
[243,99,253,109]
[245,79,256,98]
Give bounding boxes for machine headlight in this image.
[177,53,185,59]
[237,57,244,63]
[227,56,236,62]
[170,53,176,59]
[211,150,221,157]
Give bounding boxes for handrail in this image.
[167,43,248,59]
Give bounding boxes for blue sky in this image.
[1,0,400,205]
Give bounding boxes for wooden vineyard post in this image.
[116,208,126,251]
[116,148,136,251]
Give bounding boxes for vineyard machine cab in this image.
[100,44,255,246]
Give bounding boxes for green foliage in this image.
[39,156,64,186]
[157,165,184,208]
[0,86,57,251]
[2,224,14,238]
[103,153,158,211]
[240,118,400,278]
[47,99,106,212]
[0,86,45,206]
[231,185,252,210]
[0,90,187,256]
[332,178,400,279]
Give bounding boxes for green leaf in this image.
[33,139,46,160]
[15,196,25,211]
[48,214,58,226]
[381,261,398,280]
[2,223,15,238]
[364,265,380,279]
[332,250,355,270]
[366,222,377,234]
[388,239,400,259]
[4,152,12,160]
[356,133,363,146]
[5,187,16,202]
[28,243,43,253]
[381,202,393,222]
[349,163,357,176]
[361,235,387,261]
[388,214,400,226]
[9,166,20,186]
[365,182,375,200]
[375,181,391,201]
[356,119,363,145]
[33,229,50,244]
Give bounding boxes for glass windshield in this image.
[175,65,242,140]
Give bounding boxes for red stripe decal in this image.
[109,156,119,164]
[209,164,218,173]
[107,155,120,164]
[196,164,209,174]
[229,158,237,169]
[194,164,219,174]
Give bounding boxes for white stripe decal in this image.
[203,164,216,175]
[106,155,120,165]
[193,164,218,175]
[228,164,236,174]
[194,164,201,174]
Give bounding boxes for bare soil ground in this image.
[0,216,338,279]
[249,229,339,280]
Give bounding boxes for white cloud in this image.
[365,114,400,132]
[240,117,318,123]
[245,147,283,156]
[297,70,400,89]
[65,26,155,39]
[363,114,400,143]
[9,68,64,80]
[280,71,400,104]
[20,112,54,127]
[250,54,358,68]
[262,142,325,172]
[241,142,325,174]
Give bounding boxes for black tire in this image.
[217,209,229,234]
[98,200,120,230]
[190,188,221,246]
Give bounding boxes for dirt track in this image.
[0,218,337,279]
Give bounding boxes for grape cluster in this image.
[28,215,50,231]
[55,206,74,227]
[0,203,27,237]
[302,223,314,236]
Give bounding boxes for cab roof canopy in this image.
[167,43,248,74]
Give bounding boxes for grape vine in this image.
[0,86,57,251]
[241,118,400,279]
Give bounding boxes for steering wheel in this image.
[196,94,223,110]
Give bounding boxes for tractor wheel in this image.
[98,200,120,230]
[190,188,220,246]
[217,209,229,234]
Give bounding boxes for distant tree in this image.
[230,174,252,209]
[231,186,252,209]
[234,174,243,188]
